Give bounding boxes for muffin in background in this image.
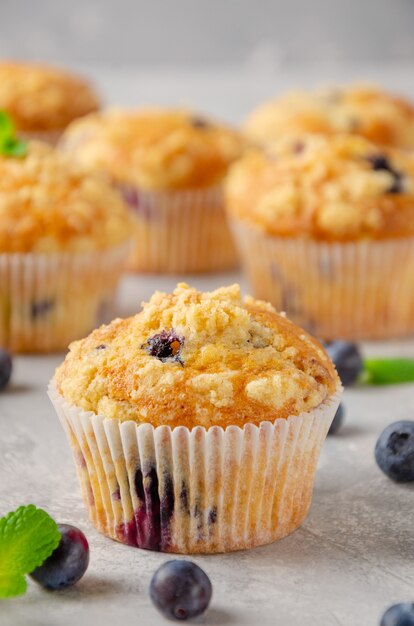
[60,108,245,273]
[244,84,414,150]
[0,138,131,353]
[50,282,341,553]
[226,133,414,340]
[0,61,99,144]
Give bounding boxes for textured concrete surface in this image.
[1,272,414,626]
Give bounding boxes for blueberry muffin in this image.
[0,140,131,352]
[244,84,414,150]
[0,61,99,143]
[225,133,414,339]
[50,283,341,553]
[60,108,245,273]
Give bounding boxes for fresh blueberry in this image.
[388,174,404,194]
[150,560,212,621]
[121,185,140,209]
[292,140,305,154]
[368,154,393,172]
[0,348,12,391]
[367,154,404,194]
[325,341,363,386]
[328,403,345,435]
[189,116,210,130]
[30,524,89,590]
[30,298,54,319]
[375,421,414,483]
[143,329,184,364]
[381,603,414,626]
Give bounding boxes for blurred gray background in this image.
[2,0,414,67]
[2,0,414,122]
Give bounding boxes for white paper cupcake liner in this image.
[0,243,130,353]
[231,219,414,340]
[48,381,342,554]
[119,184,237,273]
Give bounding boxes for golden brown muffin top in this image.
[60,108,246,190]
[0,61,99,132]
[244,84,414,150]
[225,133,414,241]
[0,141,131,253]
[54,283,339,429]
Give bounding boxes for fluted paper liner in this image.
[0,243,130,353]
[49,381,342,554]
[120,184,237,273]
[231,219,414,340]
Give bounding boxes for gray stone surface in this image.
[1,272,414,626]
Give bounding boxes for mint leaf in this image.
[362,358,414,385]
[0,574,27,599]
[0,110,28,158]
[0,111,14,136]
[0,505,60,598]
[2,136,28,158]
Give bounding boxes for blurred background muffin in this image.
[0,61,99,144]
[60,108,245,273]
[51,282,341,553]
[226,133,414,340]
[244,84,414,150]
[0,133,131,352]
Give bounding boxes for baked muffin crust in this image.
[60,108,245,190]
[55,283,339,428]
[244,84,414,149]
[0,141,131,252]
[225,134,414,241]
[0,61,99,132]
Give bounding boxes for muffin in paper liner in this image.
[60,108,246,274]
[0,61,99,141]
[231,219,414,341]
[0,243,130,353]
[120,184,237,274]
[48,381,341,554]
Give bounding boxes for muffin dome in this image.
[0,141,131,252]
[225,134,414,241]
[54,283,339,428]
[60,108,245,190]
[0,61,99,132]
[244,84,414,150]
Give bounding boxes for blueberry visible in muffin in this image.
[366,153,404,194]
[54,283,339,429]
[143,329,184,364]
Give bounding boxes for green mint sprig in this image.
[0,111,28,158]
[0,504,60,598]
[361,358,414,385]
